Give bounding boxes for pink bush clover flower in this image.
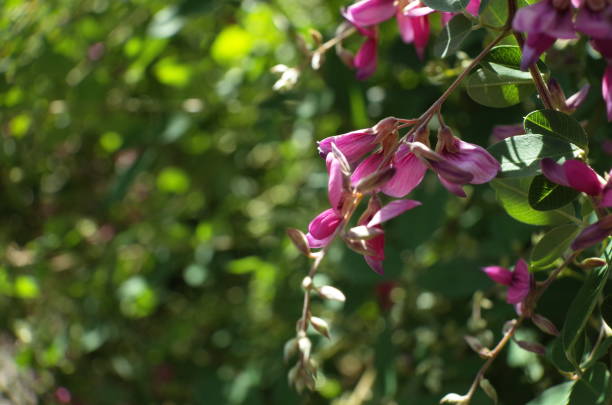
[483,259,532,304]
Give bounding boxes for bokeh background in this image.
[1,0,610,404]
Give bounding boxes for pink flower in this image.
[343,0,396,27]
[354,34,378,80]
[357,198,421,273]
[381,144,428,197]
[592,39,612,121]
[574,1,612,39]
[572,214,612,250]
[397,1,435,59]
[318,129,378,164]
[483,259,532,304]
[490,123,525,143]
[513,0,576,70]
[306,154,346,248]
[540,158,608,200]
[436,136,500,184]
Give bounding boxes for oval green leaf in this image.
[528,175,580,211]
[568,362,610,405]
[466,67,534,108]
[433,14,473,58]
[526,382,574,405]
[531,224,580,270]
[491,177,579,226]
[488,134,582,178]
[524,109,588,149]
[482,45,549,74]
[562,248,611,364]
[422,0,469,12]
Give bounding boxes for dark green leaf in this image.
[488,134,582,177]
[548,335,578,373]
[568,362,610,405]
[562,259,610,364]
[524,110,588,149]
[602,295,612,328]
[531,224,580,270]
[433,15,473,58]
[491,178,579,226]
[525,382,574,405]
[421,0,469,12]
[528,175,580,211]
[466,67,534,108]
[482,45,549,74]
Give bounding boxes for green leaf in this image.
[528,175,580,211]
[482,45,548,74]
[562,257,610,364]
[433,15,473,58]
[421,0,469,12]
[548,336,578,373]
[487,134,582,178]
[601,295,612,328]
[568,362,610,405]
[491,178,579,226]
[466,67,534,108]
[531,224,580,270]
[524,110,588,149]
[526,382,574,405]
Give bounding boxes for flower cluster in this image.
[513,0,612,119]
[305,117,500,273]
[341,0,481,79]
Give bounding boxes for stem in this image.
[415,28,510,126]
[464,316,525,401]
[313,26,356,55]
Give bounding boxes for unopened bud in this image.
[479,379,498,404]
[284,338,298,362]
[532,313,560,336]
[346,225,384,240]
[311,52,323,70]
[309,29,323,45]
[515,339,546,355]
[298,336,312,360]
[354,167,396,193]
[302,276,313,290]
[310,316,331,339]
[440,393,469,404]
[579,257,607,268]
[318,285,346,302]
[464,335,491,358]
[414,125,430,145]
[287,228,312,257]
[373,117,397,135]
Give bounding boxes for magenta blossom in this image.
[592,39,612,120]
[490,123,525,143]
[318,129,378,164]
[357,198,421,273]
[541,158,612,250]
[513,0,576,70]
[306,154,345,248]
[381,144,428,197]
[483,259,532,304]
[540,158,610,201]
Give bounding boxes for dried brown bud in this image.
[579,257,607,268]
[532,313,560,336]
[298,336,312,360]
[479,379,498,404]
[287,228,312,257]
[309,29,323,46]
[515,339,546,355]
[318,285,346,302]
[464,335,491,358]
[310,316,330,339]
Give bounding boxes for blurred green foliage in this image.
[0,0,610,404]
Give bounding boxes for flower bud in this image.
[515,339,546,355]
[287,228,312,257]
[464,335,491,358]
[298,336,312,360]
[579,257,607,268]
[318,286,346,302]
[302,276,313,290]
[440,393,469,404]
[354,166,396,193]
[310,316,331,339]
[479,379,498,404]
[284,338,298,363]
[547,78,567,111]
[532,313,560,336]
[311,51,324,70]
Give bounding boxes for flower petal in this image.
[343,0,396,27]
[354,36,378,80]
[437,175,467,197]
[367,199,421,227]
[603,65,612,122]
[327,154,344,210]
[541,158,570,187]
[483,266,513,286]
[364,255,384,274]
[440,138,500,184]
[318,130,377,163]
[601,176,612,208]
[571,215,612,251]
[351,152,386,186]
[564,160,604,196]
[520,33,556,71]
[307,208,343,247]
[381,145,427,197]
